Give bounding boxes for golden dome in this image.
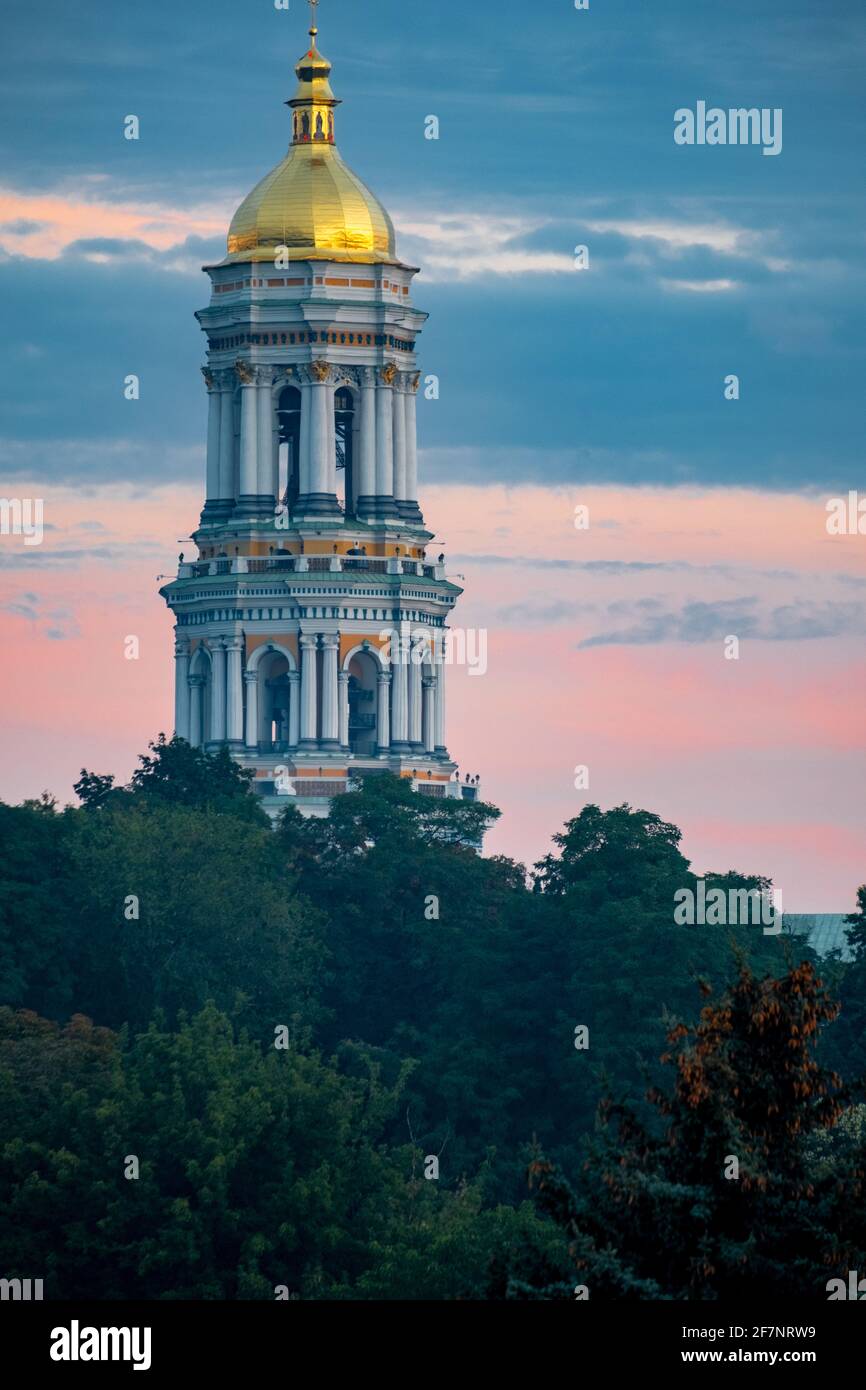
[224,22,397,266]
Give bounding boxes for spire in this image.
[287,0,340,147]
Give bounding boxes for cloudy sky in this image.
[1,0,864,907]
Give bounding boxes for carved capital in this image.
[310,359,331,383]
[410,371,421,394]
[235,358,255,386]
[380,362,398,386]
[201,368,215,391]
[359,366,378,388]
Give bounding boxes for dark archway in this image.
[335,386,355,515]
[277,385,301,508]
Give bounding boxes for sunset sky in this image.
[1,0,864,907]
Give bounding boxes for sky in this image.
[0,0,864,907]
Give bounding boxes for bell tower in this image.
[160,8,479,817]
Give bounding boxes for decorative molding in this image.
[235,359,255,385]
[310,359,331,383]
[380,362,398,386]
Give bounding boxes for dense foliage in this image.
[0,736,862,1298]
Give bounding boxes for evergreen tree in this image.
[524,960,859,1299]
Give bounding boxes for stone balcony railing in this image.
[179,556,445,581]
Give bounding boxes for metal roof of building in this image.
[782,914,854,962]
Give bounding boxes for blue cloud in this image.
[0,0,863,492]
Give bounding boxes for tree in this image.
[63,801,328,1035]
[0,802,76,1019]
[523,960,859,1299]
[0,1003,562,1300]
[77,735,267,824]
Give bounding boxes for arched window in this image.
[277,386,301,506]
[335,387,355,515]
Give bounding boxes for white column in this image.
[321,634,340,745]
[288,671,301,748]
[393,385,407,505]
[189,675,204,747]
[204,375,221,503]
[339,671,350,749]
[210,644,227,743]
[391,632,409,748]
[409,638,423,745]
[299,383,312,496]
[358,369,376,502]
[226,640,244,743]
[218,380,235,503]
[375,381,393,499]
[256,373,274,498]
[434,637,446,753]
[311,381,330,495]
[244,669,258,749]
[376,671,391,752]
[174,640,191,740]
[404,387,418,504]
[422,677,436,753]
[300,634,319,745]
[239,376,258,499]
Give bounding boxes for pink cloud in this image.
[0,481,862,911]
[0,186,229,259]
